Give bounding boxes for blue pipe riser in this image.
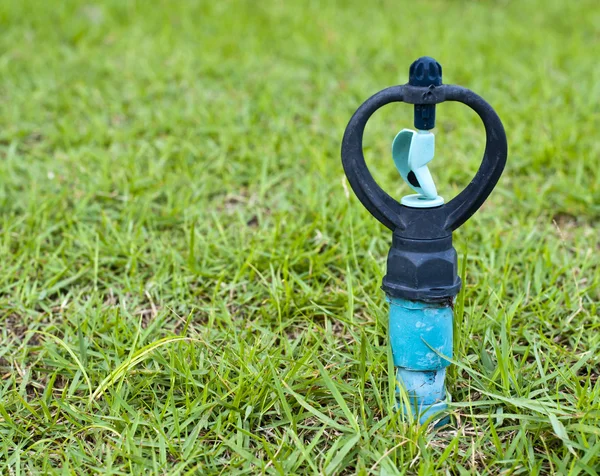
[396,368,446,405]
[388,297,453,370]
[387,296,453,424]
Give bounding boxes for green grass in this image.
[0,0,599,473]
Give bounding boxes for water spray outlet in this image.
[341,57,507,425]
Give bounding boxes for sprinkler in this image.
[341,57,507,425]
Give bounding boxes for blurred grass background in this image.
[0,0,599,473]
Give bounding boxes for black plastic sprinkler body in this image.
[341,57,507,424]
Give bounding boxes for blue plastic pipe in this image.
[387,296,452,425]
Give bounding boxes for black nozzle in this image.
[409,57,442,130]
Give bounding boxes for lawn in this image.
[0,0,599,474]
